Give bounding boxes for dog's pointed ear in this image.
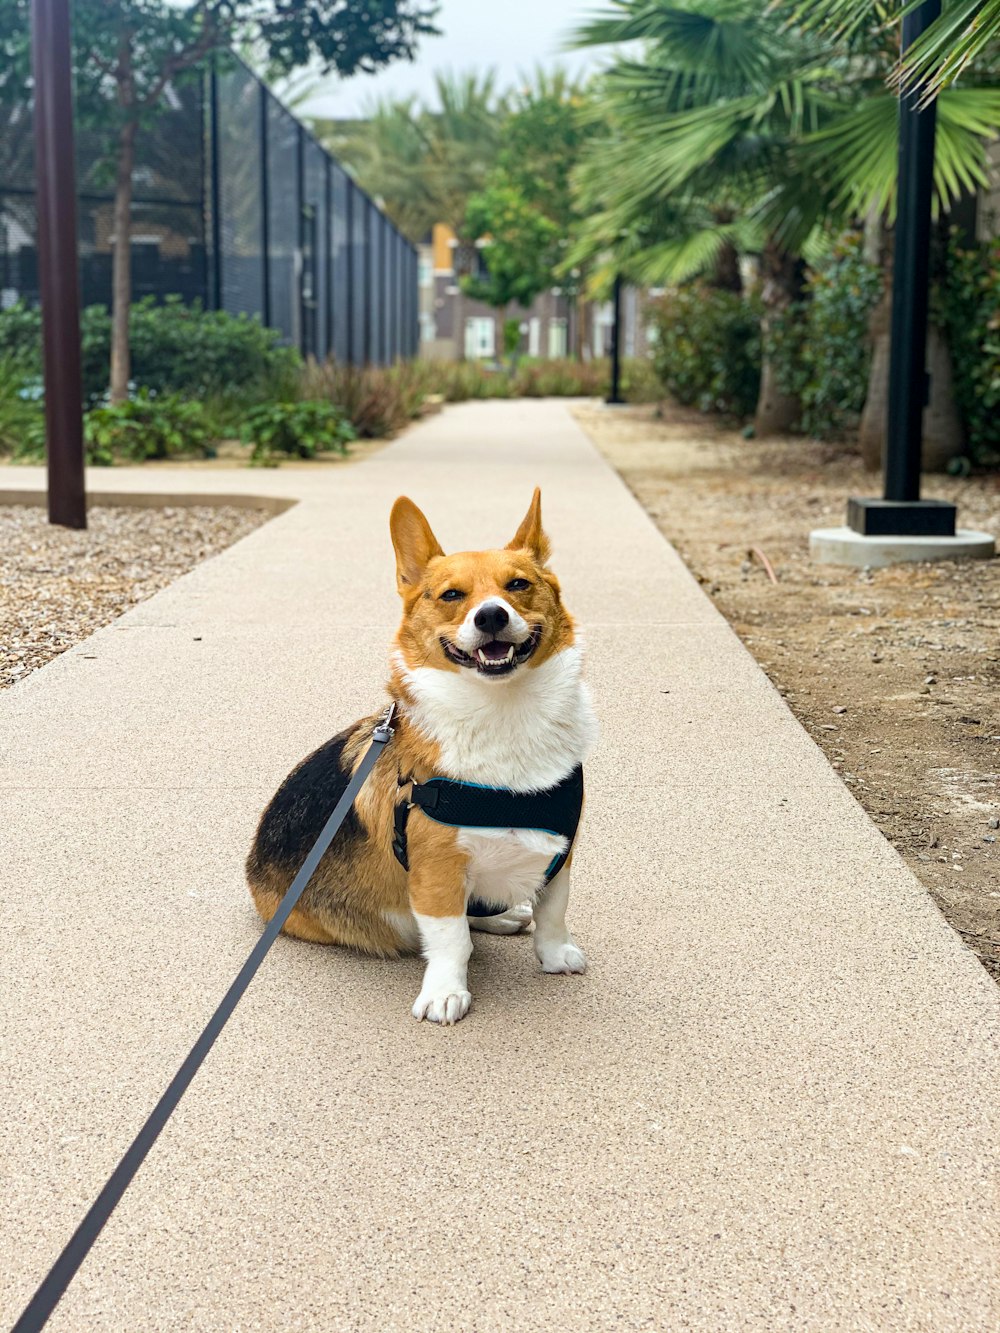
[390,496,444,591]
[506,487,551,564]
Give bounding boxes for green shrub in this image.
[650,286,761,417]
[939,234,1000,466]
[127,299,301,399]
[84,392,213,464]
[420,360,512,401]
[512,358,607,397]
[770,234,883,439]
[0,298,301,405]
[240,400,355,462]
[0,357,45,458]
[621,356,663,404]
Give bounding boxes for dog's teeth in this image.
[477,649,487,665]
[504,645,514,662]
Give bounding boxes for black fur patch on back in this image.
[250,726,364,873]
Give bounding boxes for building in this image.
[418,223,655,362]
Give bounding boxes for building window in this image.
[593,303,613,358]
[528,317,540,358]
[548,317,567,359]
[464,316,495,360]
[418,255,433,288]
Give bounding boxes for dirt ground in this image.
[574,401,1000,984]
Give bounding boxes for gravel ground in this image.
[0,504,269,690]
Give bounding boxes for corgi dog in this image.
[246,489,598,1025]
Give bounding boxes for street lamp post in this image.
[606,274,625,405]
[31,0,86,529]
[846,0,953,539]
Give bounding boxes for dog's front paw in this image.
[535,939,587,975]
[412,984,472,1025]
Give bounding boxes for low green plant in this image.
[0,356,45,458]
[240,399,356,462]
[769,234,883,439]
[939,233,1000,466]
[84,391,213,464]
[650,286,761,417]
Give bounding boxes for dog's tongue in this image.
[479,640,511,661]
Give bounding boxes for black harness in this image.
[392,764,584,915]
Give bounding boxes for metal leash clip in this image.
[373,700,398,743]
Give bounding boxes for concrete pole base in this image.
[810,526,995,568]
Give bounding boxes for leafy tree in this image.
[497,68,591,234]
[494,69,595,355]
[3,0,437,400]
[461,184,561,361]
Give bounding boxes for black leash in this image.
[11,705,396,1333]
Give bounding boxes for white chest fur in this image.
[397,645,597,790]
[397,645,598,905]
[457,825,568,907]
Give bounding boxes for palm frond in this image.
[801,84,1000,220]
[791,0,1000,95]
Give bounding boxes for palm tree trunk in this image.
[755,241,803,436]
[712,239,742,294]
[109,119,137,404]
[858,283,891,469]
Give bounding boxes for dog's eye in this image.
[505,578,531,592]
[439,588,465,602]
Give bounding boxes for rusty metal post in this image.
[32,0,86,528]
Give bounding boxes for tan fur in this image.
[247,490,575,949]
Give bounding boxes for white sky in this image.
[299,0,611,118]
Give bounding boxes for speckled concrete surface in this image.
[2,400,999,1332]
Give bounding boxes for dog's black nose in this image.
[474,602,509,635]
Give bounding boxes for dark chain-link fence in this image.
[0,53,417,364]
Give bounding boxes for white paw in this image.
[469,902,533,934]
[412,985,472,1025]
[536,940,587,975]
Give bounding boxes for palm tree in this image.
[571,0,1000,435]
[313,71,503,240]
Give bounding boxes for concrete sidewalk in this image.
[1,399,998,1332]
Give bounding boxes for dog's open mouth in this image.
[441,624,542,676]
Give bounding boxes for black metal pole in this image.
[208,61,222,311]
[31,0,86,529]
[606,274,624,404]
[344,182,354,364]
[259,83,271,330]
[846,0,955,538]
[885,0,940,502]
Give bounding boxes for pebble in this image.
[1,504,266,690]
